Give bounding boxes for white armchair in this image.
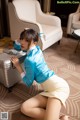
[8,0,63,50]
[67,4,80,36]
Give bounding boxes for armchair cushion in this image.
[72,21,80,29]
[41,24,61,39]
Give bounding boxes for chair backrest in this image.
[13,0,37,22]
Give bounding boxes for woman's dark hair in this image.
[20,29,39,43]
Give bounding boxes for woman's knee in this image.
[20,100,31,114]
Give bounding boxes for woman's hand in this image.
[11,56,24,74]
[11,56,20,68]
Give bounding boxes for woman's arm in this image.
[11,56,35,87]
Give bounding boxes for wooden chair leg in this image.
[58,40,60,45]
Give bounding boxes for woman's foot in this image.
[60,115,70,120]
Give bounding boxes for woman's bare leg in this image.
[44,97,62,120]
[60,115,70,120]
[21,94,69,120]
[21,94,47,119]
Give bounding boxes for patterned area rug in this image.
[0,36,80,120]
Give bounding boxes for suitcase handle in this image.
[11,62,16,69]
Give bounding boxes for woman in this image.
[11,29,70,120]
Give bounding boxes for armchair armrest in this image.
[36,1,61,27]
[37,13,61,27]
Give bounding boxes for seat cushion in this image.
[72,21,80,29]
